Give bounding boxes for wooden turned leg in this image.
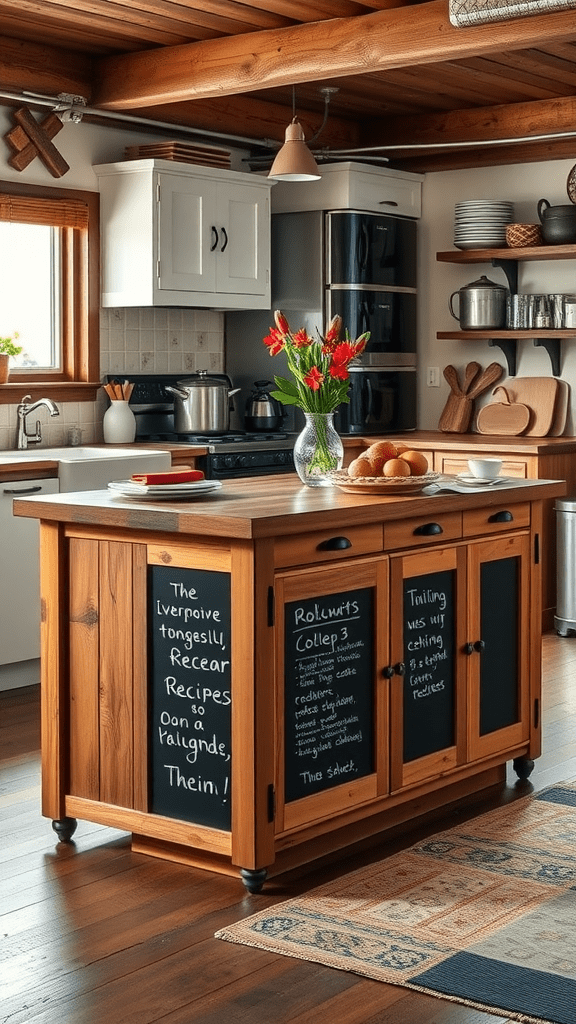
[52,817,78,842]
[240,867,267,893]
[513,757,535,780]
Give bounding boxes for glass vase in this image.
[103,400,136,443]
[293,412,343,487]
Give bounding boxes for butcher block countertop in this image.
[12,474,566,541]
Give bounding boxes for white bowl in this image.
[468,457,502,480]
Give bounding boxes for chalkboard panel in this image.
[284,587,374,803]
[403,569,455,763]
[149,565,231,830]
[480,557,519,735]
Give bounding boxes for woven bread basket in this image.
[506,223,543,248]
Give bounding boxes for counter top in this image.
[13,474,566,541]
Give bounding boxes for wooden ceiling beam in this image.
[362,93,576,148]
[91,1,576,110]
[0,34,94,99]
[133,95,360,149]
[362,93,576,170]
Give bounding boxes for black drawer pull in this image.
[3,485,43,495]
[413,522,443,536]
[489,510,513,523]
[317,536,352,551]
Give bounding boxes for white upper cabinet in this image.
[271,161,423,219]
[94,160,274,308]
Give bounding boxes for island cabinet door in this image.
[273,556,389,836]
[466,532,532,763]
[389,544,468,792]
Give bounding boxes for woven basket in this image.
[506,223,543,248]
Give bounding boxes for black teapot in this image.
[244,380,284,431]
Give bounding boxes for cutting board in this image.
[549,379,570,436]
[506,378,559,436]
[476,387,531,435]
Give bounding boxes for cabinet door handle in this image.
[413,522,443,536]
[382,665,394,678]
[379,199,399,207]
[220,227,228,252]
[464,639,485,654]
[317,536,352,551]
[210,226,219,251]
[3,485,43,495]
[489,510,513,523]
[394,662,406,676]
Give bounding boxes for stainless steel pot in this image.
[166,371,240,433]
[449,275,507,330]
[244,380,284,431]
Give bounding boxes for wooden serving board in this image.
[476,388,531,435]
[549,379,570,436]
[506,378,559,436]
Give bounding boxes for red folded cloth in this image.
[130,468,205,485]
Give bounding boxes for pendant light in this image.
[268,88,321,181]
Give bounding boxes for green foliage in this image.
[0,332,23,357]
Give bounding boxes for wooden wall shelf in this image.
[437,246,576,374]
[436,330,575,376]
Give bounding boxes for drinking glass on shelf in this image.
[549,294,565,329]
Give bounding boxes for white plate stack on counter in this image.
[454,200,514,250]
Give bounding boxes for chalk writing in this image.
[285,588,373,802]
[403,569,455,762]
[149,566,232,829]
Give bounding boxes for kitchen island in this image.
[14,474,565,891]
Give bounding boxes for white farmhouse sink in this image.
[0,447,171,491]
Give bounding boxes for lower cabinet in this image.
[273,523,535,853]
[0,476,59,666]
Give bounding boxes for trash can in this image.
[555,498,576,636]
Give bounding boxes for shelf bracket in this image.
[533,336,561,376]
[488,337,517,376]
[491,258,518,294]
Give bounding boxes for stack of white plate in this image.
[454,200,514,250]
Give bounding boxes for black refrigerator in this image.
[225,209,418,435]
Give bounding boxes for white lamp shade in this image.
[268,119,321,181]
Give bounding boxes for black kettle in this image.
[244,380,284,431]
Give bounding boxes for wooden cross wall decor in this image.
[3,106,70,178]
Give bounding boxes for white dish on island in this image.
[108,479,222,499]
[456,474,510,487]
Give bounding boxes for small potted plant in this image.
[0,332,23,383]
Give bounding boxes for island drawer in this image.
[383,511,462,550]
[274,523,383,567]
[463,501,531,537]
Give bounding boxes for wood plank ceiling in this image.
[1,0,576,172]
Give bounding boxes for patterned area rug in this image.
[216,784,576,1024]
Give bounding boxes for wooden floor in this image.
[2,632,576,1024]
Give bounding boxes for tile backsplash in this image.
[0,306,225,450]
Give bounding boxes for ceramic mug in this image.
[468,457,502,480]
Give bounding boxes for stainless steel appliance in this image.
[225,208,417,435]
[109,373,296,479]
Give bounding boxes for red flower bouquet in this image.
[263,311,369,413]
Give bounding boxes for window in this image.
[0,180,100,404]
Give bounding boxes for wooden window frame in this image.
[0,179,100,405]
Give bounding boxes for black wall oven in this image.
[335,366,417,435]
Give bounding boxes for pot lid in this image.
[459,275,506,292]
[177,370,230,388]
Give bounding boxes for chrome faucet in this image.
[16,395,60,449]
